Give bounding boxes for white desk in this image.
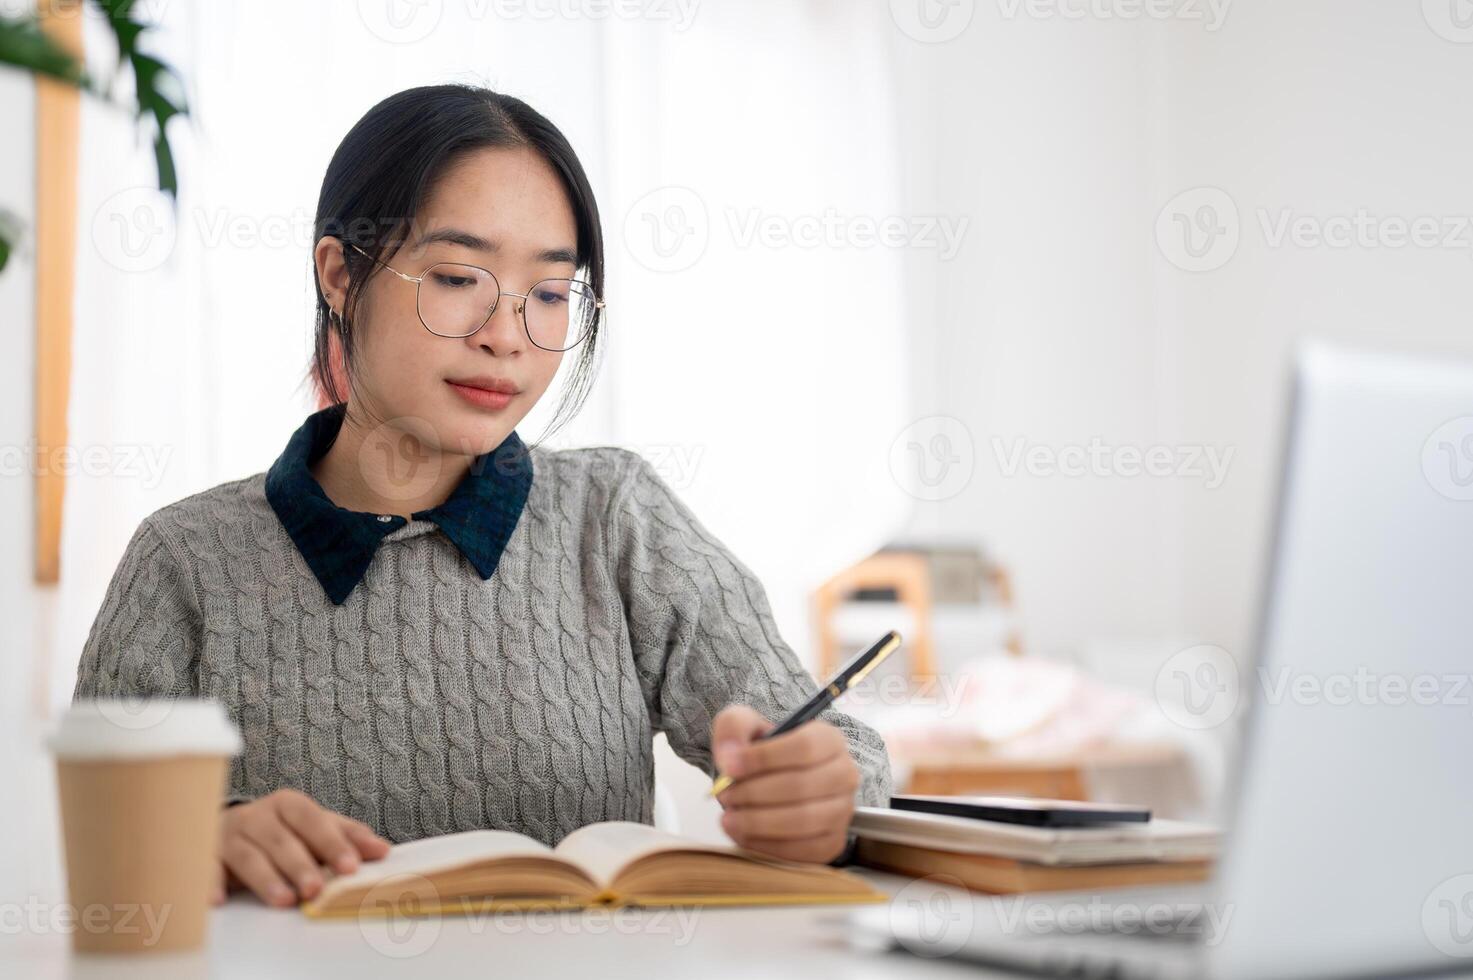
[5,870,1019,980]
[9,715,1471,980]
[1,714,1002,979]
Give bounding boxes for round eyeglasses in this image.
[348,242,603,352]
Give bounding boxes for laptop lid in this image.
[1210,343,1473,978]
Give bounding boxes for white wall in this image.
[891,0,1473,673]
[0,38,60,908]
[1,42,39,705]
[1161,0,1473,655]
[890,5,1175,663]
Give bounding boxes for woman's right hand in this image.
[215,788,392,908]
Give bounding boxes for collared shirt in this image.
[263,402,533,604]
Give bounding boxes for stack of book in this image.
[850,804,1219,894]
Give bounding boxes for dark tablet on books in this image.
[889,794,1151,827]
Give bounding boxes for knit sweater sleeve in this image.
[72,517,202,703]
[73,518,255,807]
[610,452,893,807]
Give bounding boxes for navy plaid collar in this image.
[264,403,533,605]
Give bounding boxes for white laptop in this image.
[848,343,1473,979]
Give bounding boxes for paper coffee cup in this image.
[46,699,242,954]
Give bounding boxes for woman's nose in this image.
[473,292,526,353]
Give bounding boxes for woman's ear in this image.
[312,236,352,409]
[314,235,351,313]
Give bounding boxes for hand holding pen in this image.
[707,631,902,865]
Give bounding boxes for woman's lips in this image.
[446,380,516,410]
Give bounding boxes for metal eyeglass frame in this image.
[346,241,603,352]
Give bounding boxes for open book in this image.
[300,821,885,918]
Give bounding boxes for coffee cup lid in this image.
[46,699,243,760]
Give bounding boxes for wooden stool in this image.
[812,551,938,680]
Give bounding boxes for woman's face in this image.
[323,145,578,459]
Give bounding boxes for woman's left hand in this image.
[710,705,860,864]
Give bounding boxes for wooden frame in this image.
[812,551,939,680]
[34,1,83,584]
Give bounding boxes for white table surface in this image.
[0,709,1006,979]
[5,869,1012,980]
[9,714,1472,980]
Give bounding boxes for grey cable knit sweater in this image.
[71,445,893,845]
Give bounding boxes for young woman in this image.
[72,84,892,909]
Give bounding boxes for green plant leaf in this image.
[93,0,189,199]
[0,208,23,274]
[0,0,189,276]
[0,14,88,87]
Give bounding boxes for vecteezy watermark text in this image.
[995,0,1231,31]
[992,437,1235,489]
[0,441,173,489]
[623,187,971,273]
[1155,644,1473,731]
[991,895,1236,946]
[1157,186,1473,273]
[726,208,969,261]
[0,898,172,946]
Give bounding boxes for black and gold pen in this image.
[708,630,902,797]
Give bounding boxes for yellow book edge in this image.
[301,889,886,920]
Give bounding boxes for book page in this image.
[323,829,555,891]
[552,822,740,887]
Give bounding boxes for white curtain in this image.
[50,0,912,706]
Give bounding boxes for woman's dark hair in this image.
[306,84,604,446]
